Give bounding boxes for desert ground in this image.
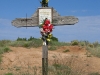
[0,46,100,75]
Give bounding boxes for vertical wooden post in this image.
[42,41,48,75]
[38,7,52,75]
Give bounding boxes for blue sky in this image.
[0,0,100,42]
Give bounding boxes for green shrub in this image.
[78,40,90,46]
[63,49,70,53]
[88,44,94,48]
[23,43,30,48]
[51,63,71,75]
[0,55,2,64]
[4,47,11,52]
[33,39,42,47]
[79,41,85,46]
[48,46,57,50]
[0,40,11,47]
[53,63,61,69]
[0,46,11,54]
[10,40,42,48]
[86,47,100,58]
[51,36,58,42]
[93,41,99,48]
[84,40,90,46]
[16,37,27,41]
[71,40,79,46]
[88,72,100,75]
[5,73,13,75]
[28,36,35,41]
[49,41,68,47]
[17,36,38,41]
[9,41,23,47]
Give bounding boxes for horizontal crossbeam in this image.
[12,7,78,27]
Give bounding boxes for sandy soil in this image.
[0,46,100,75]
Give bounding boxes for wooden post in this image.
[42,41,48,75]
[11,4,79,75]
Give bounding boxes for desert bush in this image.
[10,39,42,48]
[71,40,79,46]
[48,62,72,75]
[0,55,2,64]
[0,46,11,54]
[5,73,13,75]
[51,63,71,75]
[93,41,99,48]
[3,46,11,52]
[32,39,42,47]
[17,37,27,41]
[10,39,70,48]
[0,45,11,64]
[79,41,85,46]
[48,55,85,75]
[86,42,100,58]
[0,40,11,47]
[9,41,24,47]
[88,72,100,75]
[86,47,100,58]
[78,40,90,46]
[17,36,39,41]
[88,44,94,48]
[49,41,69,47]
[63,49,70,53]
[48,46,57,50]
[23,43,30,48]
[28,36,35,41]
[51,36,58,42]
[79,41,100,48]
[83,40,90,46]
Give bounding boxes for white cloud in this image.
[0,18,11,26]
[0,18,40,40]
[0,16,100,42]
[53,15,100,42]
[71,10,77,13]
[70,10,88,13]
[81,10,87,12]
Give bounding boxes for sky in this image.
[0,0,100,42]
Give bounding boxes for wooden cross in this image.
[12,2,78,75]
[12,7,78,27]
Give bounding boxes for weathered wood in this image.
[42,45,48,58]
[11,5,79,75]
[42,58,48,75]
[42,45,48,75]
[12,7,78,27]
[53,16,78,26]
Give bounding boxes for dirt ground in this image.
[0,46,100,75]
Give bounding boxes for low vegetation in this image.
[0,37,100,75]
[63,49,70,53]
[5,73,13,75]
[0,37,100,57]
